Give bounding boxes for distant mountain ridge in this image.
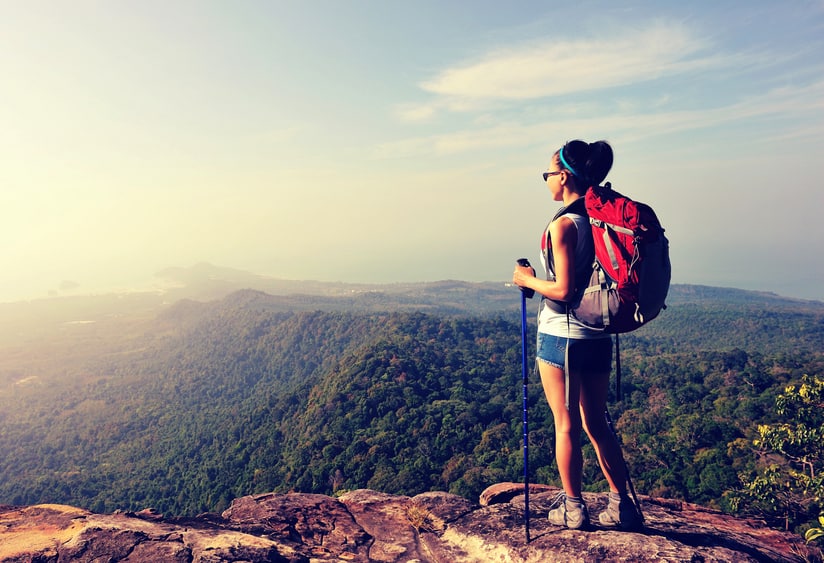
[2,262,822,345]
[156,262,824,308]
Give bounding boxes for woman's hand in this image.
[513,263,536,289]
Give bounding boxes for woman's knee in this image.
[582,418,611,442]
[551,404,582,430]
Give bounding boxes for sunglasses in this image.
[542,170,562,182]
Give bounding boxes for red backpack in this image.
[572,182,671,334]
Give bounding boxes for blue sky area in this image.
[1,1,823,301]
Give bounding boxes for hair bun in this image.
[559,139,613,186]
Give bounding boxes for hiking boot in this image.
[598,492,643,531]
[547,493,590,530]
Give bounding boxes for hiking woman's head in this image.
[545,140,613,201]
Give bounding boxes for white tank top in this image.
[538,212,607,339]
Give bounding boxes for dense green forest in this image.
[0,282,822,538]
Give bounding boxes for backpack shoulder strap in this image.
[545,197,588,269]
[562,196,587,219]
[543,196,593,314]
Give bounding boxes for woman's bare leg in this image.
[579,369,626,493]
[538,360,583,497]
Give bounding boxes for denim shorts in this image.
[536,332,612,372]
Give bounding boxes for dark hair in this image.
[555,139,613,190]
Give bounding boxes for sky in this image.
[1,0,823,303]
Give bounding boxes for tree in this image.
[737,374,824,533]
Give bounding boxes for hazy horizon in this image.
[3,1,823,303]
[1,261,821,307]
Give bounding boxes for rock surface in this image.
[0,484,818,562]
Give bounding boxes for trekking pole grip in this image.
[516,258,535,299]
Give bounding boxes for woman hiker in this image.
[512,139,642,531]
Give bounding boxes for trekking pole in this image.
[516,259,534,542]
[604,407,645,523]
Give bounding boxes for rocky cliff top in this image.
[1,484,817,562]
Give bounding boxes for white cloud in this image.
[393,102,437,123]
[377,80,824,158]
[418,21,714,104]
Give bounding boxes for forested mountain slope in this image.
[0,283,821,530]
